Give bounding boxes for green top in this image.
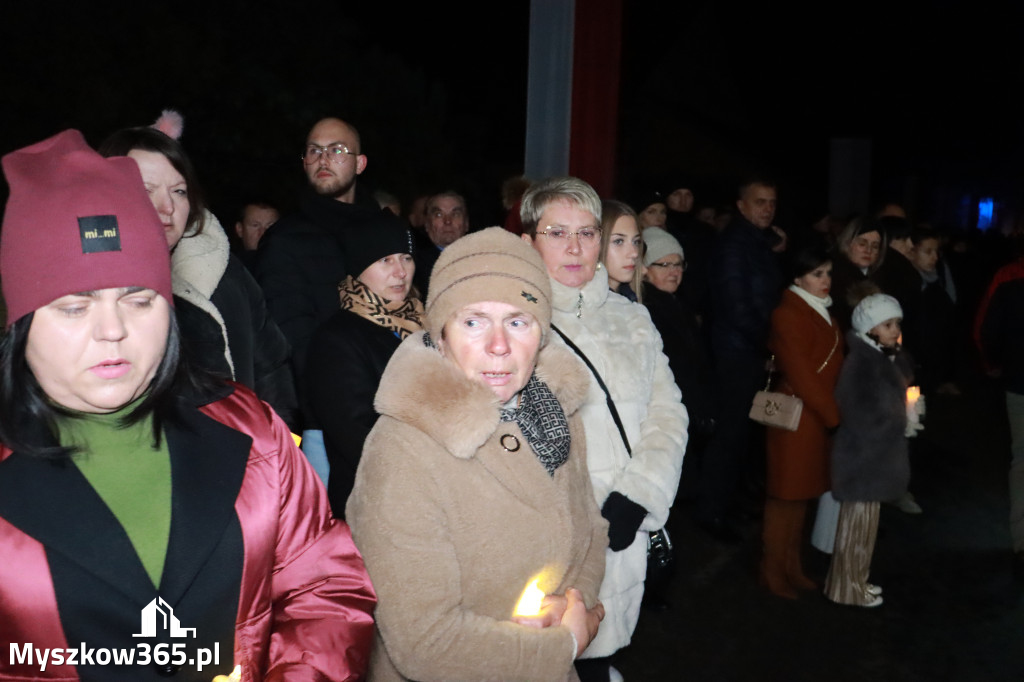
[61,403,172,588]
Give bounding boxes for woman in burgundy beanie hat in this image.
[0,130,375,681]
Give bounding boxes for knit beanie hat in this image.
[1,130,172,328]
[642,226,684,266]
[632,189,666,215]
[425,227,551,340]
[343,211,415,279]
[851,293,902,334]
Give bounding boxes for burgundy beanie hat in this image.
[1,129,172,328]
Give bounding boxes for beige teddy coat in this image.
[347,332,609,682]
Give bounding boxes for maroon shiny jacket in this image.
[0,384,376,681]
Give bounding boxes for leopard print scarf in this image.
[338,275,424,339]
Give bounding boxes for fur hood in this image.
[171,210,233,375]
[374,331,590,460]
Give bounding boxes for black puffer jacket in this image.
[173,213,298,430]
[255,190,384,380]
[708,215,783,354]
[831,332,913,502]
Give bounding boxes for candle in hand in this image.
[905,386,925,437]
[514,579,545,617]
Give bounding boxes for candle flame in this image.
[514,579,545,617]
[906,386,920,403]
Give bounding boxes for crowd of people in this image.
[1,111,1023,681]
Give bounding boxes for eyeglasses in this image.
[302,144,357,165]
[649,260,686,271]
[536,226,602,244]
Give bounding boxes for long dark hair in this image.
[98,127,207,238]
[0,311,218,460]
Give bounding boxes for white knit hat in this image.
[642,226,684,266]
[851,293,902,334]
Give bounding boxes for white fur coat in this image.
[550,268,688,656]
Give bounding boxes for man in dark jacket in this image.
[255,117,383,383]
[697,179,783,540]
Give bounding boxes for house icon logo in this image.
[133,597,196,638]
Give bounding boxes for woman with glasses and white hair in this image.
[521,177,688,682]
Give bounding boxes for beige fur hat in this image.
[425,227,552,339]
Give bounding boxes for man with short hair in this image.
[256,117,382,382]
[698,178,784,541]
[414,191,470,297]
[234,200,279,272]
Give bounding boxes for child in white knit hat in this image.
[824,293,915,607]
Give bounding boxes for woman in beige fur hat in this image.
[347,227,608,681]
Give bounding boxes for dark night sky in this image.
[2,0,1021,229]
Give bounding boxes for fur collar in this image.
[374,331,590,460]
[171,210,234,377]
[172,210,230,300]
[550,266,611,317]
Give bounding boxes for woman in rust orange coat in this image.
[762,245,843,599]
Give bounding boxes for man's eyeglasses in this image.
[303,144,357,165]
[536,226,602,244]
[649,260,686,271]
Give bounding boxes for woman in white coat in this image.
[522,177,688,682]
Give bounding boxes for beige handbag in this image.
[750,329,838,431]
[749,379,803,431]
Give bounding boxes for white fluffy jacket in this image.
[550,268,688,656]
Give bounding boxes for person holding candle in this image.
[761,245,843,599]
[347,227,608,681]
[825,293,914,607]
[0,130,376,681]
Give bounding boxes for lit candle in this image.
[905,386,924,437]
[513,579,545,617]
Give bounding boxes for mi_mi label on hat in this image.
[78,215,122,253]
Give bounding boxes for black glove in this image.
[601,492,648,551]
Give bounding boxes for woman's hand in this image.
[561,588,604,658]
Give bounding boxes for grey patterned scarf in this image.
[499,373,571,476]
[423,333,571,475]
